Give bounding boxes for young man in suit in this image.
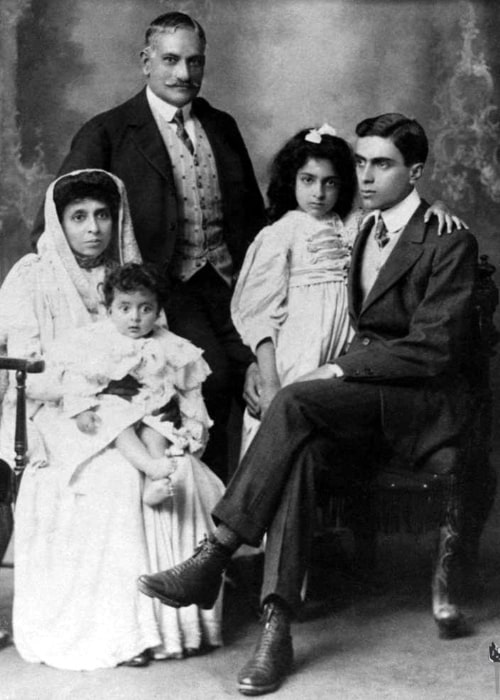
[138,113,477,695]
[34,12,266,480]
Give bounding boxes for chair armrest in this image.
[0,358,44,373]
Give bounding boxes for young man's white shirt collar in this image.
[361,188,421,234]
[146,86,197,144]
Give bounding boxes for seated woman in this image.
[0,169,221,669]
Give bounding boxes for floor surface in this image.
[2,462,500,699]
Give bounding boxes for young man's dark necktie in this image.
[173,109,195,156]
[374,217,389,248]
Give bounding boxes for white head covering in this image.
[38,169,141,316]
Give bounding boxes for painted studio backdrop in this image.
[1,0,500,418]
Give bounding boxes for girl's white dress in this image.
[0,169,222,670]
[231,209,359,453]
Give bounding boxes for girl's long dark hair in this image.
[266,129,357,223]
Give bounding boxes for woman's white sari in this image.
[0,170,222,669]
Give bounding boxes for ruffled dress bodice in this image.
[232,209,358,382]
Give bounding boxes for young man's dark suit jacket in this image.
[211,198,479,610]
[335,199,478,474]
[33,88,266,270]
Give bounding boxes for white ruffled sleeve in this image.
[158,331,213,454]
[231,221,292,353]
[172,348,213,431]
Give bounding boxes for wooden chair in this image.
[317,254,498,638]
[0,357,45,560]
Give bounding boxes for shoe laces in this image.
[249,609,291,668]
[262,604,290,633]
[193,534,210,557]
[192,534,229,562]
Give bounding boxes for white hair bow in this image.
[304,123,337,143]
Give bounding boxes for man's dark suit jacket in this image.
[335,200,478,474]
[34,89,266,270]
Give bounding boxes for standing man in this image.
[36,12,266,480]
[138,114,478,695]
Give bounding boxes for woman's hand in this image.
[75,410,101,434]
[424,200,468,235]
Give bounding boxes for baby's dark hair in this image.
[102,262,167,309]
[267,129,357,222]
[53,171,121,224]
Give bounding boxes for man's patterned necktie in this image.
[172,109,195,156]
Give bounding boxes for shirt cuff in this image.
[327,363,344,377]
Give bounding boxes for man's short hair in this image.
[145,11,206,50]
[355,113,428,166]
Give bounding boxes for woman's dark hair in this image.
[266,129,357,222]
[102,262,168,309]
[53,171,121,224]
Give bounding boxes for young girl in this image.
[46,261,224,659]
[232,125,359,453]
[232,125,460,453]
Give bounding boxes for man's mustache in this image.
[166,81,201,89]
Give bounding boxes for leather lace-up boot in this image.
[237,599,293,696]
[137,535,231,609]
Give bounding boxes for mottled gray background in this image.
[1,0,499,428]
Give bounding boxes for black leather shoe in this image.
[237,601,293,696]
[138,535,231,609]
[119,651,150,667]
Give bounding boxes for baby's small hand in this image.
[75,410,101,434]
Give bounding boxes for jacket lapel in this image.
[348,214,372,318]
[354,202,428,317]
[126,89,171,180]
